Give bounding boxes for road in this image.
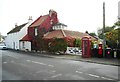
[0,50,119,81]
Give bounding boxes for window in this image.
[13,42,15,49]
[52,26,54,30]
[35,28,38,36]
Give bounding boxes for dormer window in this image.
[35,28,38,36]
[52,23,67,30]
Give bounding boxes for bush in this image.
[49,38,67,53]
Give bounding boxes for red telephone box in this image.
[82,36,91,58]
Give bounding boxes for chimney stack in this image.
[28,16,33,23]
[49,9,52,17]
[49,9,56,17]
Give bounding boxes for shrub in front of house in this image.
[48,38,67,54]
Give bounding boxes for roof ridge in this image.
[67,30,82,33]
[61,30,66,37]
[29,16,42,27]
[7,23,28,34]
[29,15,49,27]
[43,31,50,37]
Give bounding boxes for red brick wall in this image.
[27,11,59,50]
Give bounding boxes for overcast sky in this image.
[0,0,119,36]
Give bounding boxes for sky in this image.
[0,0,119,36]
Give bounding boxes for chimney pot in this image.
[15,23,17,27]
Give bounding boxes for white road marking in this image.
[36,71,43,74]
[75,70,115,80]
[3,62,7,64]
[88,74,100,78]
[76,71,83,74]
[48,64,54,67]
[101,77,114,80]
[51,70,56,73]
[11,60,14,63]
[28,60,54,67]
[26,60,31,62]
[38,62,47,65]
[36,70,56,74]
[4,54,19,59]
[32,61,38,63]
[50,74,62,78]
[31,61,46,65]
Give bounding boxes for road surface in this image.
[0,50,119,81]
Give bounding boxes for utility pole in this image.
[103,2,106,57]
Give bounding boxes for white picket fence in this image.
[65,47,82,55]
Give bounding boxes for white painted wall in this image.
[19,41,31,51]
[52,24,67,30]
[5,20,32,50]
[5,32,18,49]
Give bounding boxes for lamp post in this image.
[103,2,106,57]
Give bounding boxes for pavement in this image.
[9,49,120,66]
[53,55,119,66]
[37,53,119,66]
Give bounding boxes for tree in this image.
[97,20,120,49]
[74,39,82,48]
[89,32,96,37]
[114,20,120,26]
[105,29,119,48]
[97,26,114,39]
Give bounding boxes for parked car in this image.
[0,43,7,50]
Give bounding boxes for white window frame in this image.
[35,28,38,36]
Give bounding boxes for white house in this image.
[5,17,33,50]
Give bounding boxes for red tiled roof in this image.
[64,30,87,39]
[43,30,97,40]
[20,34,32,41]
[29,15,49,27]
[43,30,64,39]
